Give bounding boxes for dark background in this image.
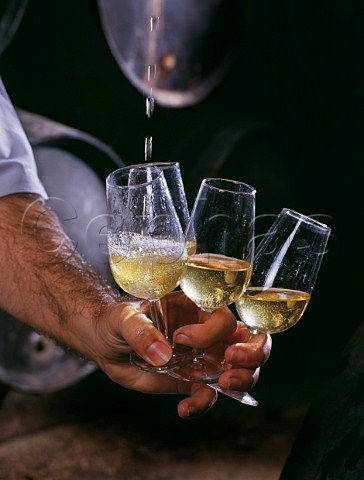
[0,0,362,409]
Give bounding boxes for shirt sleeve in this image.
[0,77,48,199]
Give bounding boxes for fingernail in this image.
[226,349,247,364]
[146,341,172,366]
[173,334,190,345]
[227,378,241,390]
[183,405,201,419]
[186,407,197,418]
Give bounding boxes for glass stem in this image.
[192,306,215,361]
[193,349,205,361]
[247,331,257,343]
[149,299,168,337]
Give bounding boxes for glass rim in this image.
[129,161,179,170]
[281,208,331,232]
[202,177,256,195]
[106,164,164,189]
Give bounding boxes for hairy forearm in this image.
[0,193,124,362]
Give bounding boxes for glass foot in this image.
[168,357,224,383]
[130,344,196,373]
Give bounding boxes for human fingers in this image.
[99,302,173,368]
[172,306,237,350]
[99,357,217,418]
[216,325,272,392]
[177,382,218,419]
[218,366,261,392]
[224,322,272,369]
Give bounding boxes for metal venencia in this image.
[97,0,243,107]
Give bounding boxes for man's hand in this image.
[90,290,272,418]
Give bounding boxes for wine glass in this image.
[106,164,194,372]
[138,166,258,405]
[138,162,190,232]
[169,178,256,385]
[235,208,331,344]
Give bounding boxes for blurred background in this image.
[0,0,361,478]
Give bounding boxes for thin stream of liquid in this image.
[150,15,160,32]
[144,14,160,161]
[144,135,153,163]
[146,94,155,118]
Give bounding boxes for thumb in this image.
[112,303,173,367]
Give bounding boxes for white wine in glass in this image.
[236,208,331,336]
[170,178,256,384]
[106,164,194,372]
[180,253,252,311]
